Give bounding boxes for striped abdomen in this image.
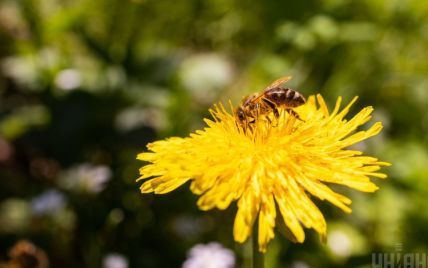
[264,87,306,108]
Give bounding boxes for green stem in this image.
[252,222,265,268]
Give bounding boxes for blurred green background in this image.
[1,0,428,267]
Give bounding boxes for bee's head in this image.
[235,106,246,123]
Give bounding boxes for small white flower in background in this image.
[31,190,66,216]
[182,242,235,268]
[54,68,82,91]
[103,253,128,268]
[328,230,352,257]
[59,164,112,194]
[291,261,311,268]
[179,53,234,105]
[1,56,39,88]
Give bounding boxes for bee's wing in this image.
[263,76,292,91]
[250,76,293,103]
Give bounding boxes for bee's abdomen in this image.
[265,87,306,107]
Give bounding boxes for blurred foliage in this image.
[1,0,428,267]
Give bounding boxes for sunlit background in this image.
[1,0,428,267]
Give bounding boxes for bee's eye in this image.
[238,111,245,120]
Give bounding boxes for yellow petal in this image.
[233,190,260,243]
[258,194,276,252]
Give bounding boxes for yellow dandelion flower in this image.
[137,94,390,252]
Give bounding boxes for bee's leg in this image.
[286,109,305,122]
[262,98,279,117]
[272,106,279,118]
[264,115,273,125]
[262,98,279,126]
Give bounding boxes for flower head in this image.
[137,95,390,252]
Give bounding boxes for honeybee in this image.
[235,76,306,128]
